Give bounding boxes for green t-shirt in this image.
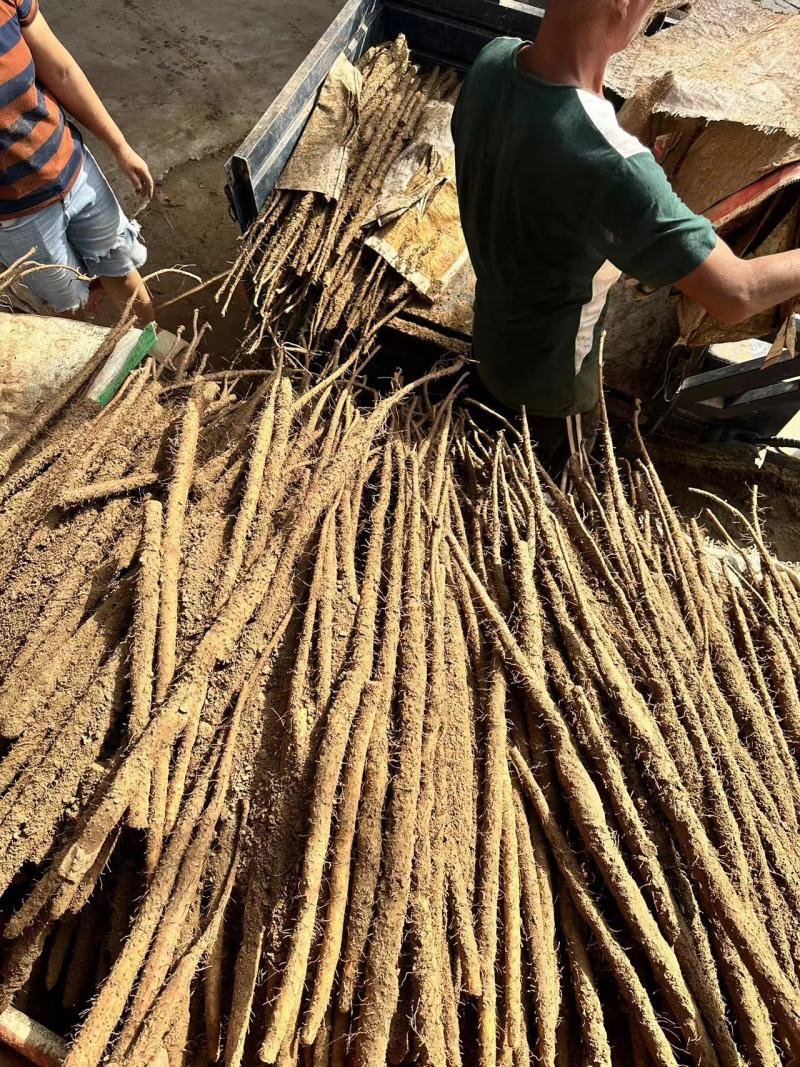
[452,37,717,416]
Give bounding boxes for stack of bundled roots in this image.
[216,39,460,354]
[2,313,800,1067]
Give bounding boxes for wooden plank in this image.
[677,351,800,404]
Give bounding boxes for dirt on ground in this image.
[645,435,800,561]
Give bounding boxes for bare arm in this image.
[676,236,800,326]
[21,12,154,198]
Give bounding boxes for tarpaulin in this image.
[364,99,469,299]
[277,54,362,202]
[608,0,800,137]
[614,0,800,347]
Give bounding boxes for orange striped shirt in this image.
[0,0,83,218]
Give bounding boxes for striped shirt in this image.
[0,0,82,219]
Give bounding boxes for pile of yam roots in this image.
[216,37,460,354]
[2,302,800,1067]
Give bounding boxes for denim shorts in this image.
[0,148,147,312]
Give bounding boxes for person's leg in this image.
[98,271,155,324]
[0,202,90,313]
[63,148,153,326]
[525,411,571,472]
[574,402,601,458]
[467,368,571,473]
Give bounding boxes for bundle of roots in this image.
[1,311,800,1067]
[216,38,460,354]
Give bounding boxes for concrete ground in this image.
[42,0,343,348]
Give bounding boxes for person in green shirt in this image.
[453,0,800,458]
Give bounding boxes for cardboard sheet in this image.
[402,260,476,338]
[366,178,469,300]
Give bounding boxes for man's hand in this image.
[676,237,800,326]
[114,143,155,199]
